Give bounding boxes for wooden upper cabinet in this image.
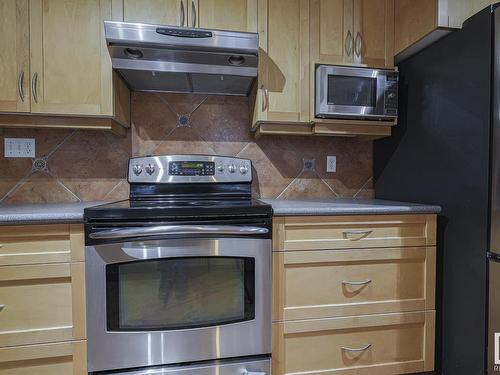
[353,0,394,67]
[195,0,258,32]
[0,0,30,113]
[255,0,310,125]
[311,0,394,68]
[310,0,353,65]
[29,0,114,116]
[123,0,188,26]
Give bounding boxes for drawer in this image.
[0,340,86,375]
[0,262,86,347]
[273,311,435,375]
[273,247,436,320]
[0,224,84,266]
[273,214,436,251]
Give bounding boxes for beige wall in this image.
[0,93,373,204]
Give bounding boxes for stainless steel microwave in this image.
[315,64,398,120]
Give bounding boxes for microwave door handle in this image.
[89,225,269,239]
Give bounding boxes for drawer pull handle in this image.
[341,343,372,352]
[0,244,3,248]
[342,279,372,286]
[343,230,373,240]
[0,305,5,311]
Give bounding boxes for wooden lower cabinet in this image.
[0,340,86,375]
[273,311,435,375]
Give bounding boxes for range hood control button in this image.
[145,164,155,175]
[133,165,143,176]
[228,164,236,173]
[217,163,224,172]
[239,165,248,174]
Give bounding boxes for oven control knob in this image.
[145,164,155,175]
[133,165,142,176]
[228,164,236,173]
[239,165,248,174]
[217,163,224,172]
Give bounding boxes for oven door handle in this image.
[89,225,269,239]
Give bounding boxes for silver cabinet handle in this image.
[90,225,269,240]
[341,343,371,352]
[261,85,269,112]
[342,230,373,240]
[0,304,5,311]
[345,30,353,56]
[31,72,38,104]
[243,372,267,375]
[17,71,25,102]
[191,0,196,27]
[354,32,362,57]
[180,1,185,26]
[342,279,372,286]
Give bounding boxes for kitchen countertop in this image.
[0,198,441,225]
[261,198,441,216]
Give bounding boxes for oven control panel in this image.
[128,155,252,183]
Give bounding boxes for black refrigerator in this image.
[374,4,500,375]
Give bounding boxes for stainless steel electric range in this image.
[84,155,272,375]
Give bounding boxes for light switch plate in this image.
[4,138,35,158]
[326,156,337,172]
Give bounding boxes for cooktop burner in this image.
[84,155,272,222]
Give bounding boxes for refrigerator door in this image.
[489,254,500,373]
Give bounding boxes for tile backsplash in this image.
[0,93,373,204]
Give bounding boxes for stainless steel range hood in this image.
[104,21,258,96]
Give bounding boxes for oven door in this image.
[86,229,271,373]
[315,65,390,119]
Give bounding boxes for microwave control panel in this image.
[384,73,399,116]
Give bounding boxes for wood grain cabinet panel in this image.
[195,0,257,31]
[0,340,86,375]
[0,0,30,113]
[273,311,435,375]
[123,0,188,26]
[273,214,437,251]
[273,246,436,320]
[0,224,84,266]
[0,262,86,347]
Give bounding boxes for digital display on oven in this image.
[327,75,376,107]
[169,161,215,176]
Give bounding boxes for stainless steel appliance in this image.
[315,64,398,120]
[104,21,258,96]
[84,155,272,374]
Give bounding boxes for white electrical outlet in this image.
[326,156,337,172]
[4,138,35,158]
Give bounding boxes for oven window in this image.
[106,257,255,331]
[327,75,376,107]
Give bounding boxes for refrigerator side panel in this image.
[489,256,500,373]
[374,6,493,375]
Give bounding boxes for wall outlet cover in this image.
[327,156,337,173]
[4,138,35,158]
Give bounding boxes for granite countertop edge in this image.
[0,199,441,225]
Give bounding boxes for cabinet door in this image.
[0,0,30,113]
[310,0,354,65]
[29,0,113,116]
[123,0,188,26]
[353,0,394,67]
[265,0,309,123]
[196,0,257,32]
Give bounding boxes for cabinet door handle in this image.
[355,32,362,57]
[180,1,185,26]
[0,304,5,312]
[31,72,39,104]
[191,0,197,27]
[341,343,372,352]
[17,71,25,102]
[342,279,372,286]
[345,30,353,56]
[261,85,269,112]
[342,230,373,240]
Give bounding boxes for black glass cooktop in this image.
[84,198,273,222]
